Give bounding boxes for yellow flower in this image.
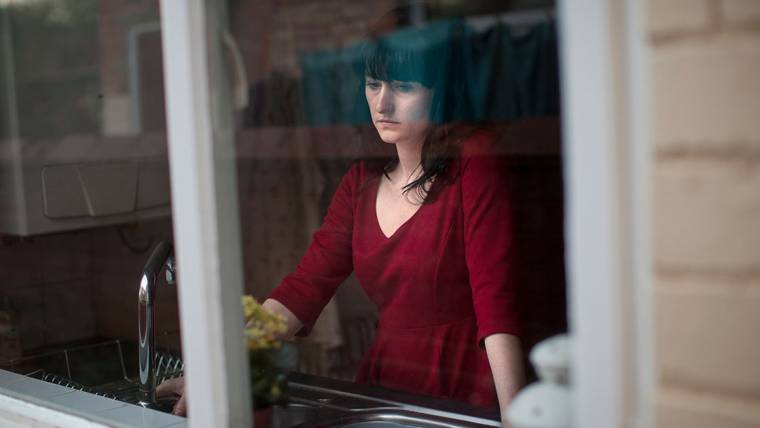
[241,295,287,351]
[242,295,257,320]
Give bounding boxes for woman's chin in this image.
[377,131,400,144]
[377,130,415,145]
[375,123,429,146]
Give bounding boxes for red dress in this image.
[268,132,520,407]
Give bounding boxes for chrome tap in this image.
[138,241,175,408]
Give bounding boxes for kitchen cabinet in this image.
[0,3,171,236]
[0,135,171,236]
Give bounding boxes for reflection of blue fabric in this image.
[463,20,560,121]
[300,42,368,126]
[300,21,458,126]
[299,18,559,126]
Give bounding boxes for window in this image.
[0,1,650,427]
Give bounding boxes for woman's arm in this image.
[262,298,303,340]
[484,333,526,425]
[264,163,359,336]
[458,135,524,424]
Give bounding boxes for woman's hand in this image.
[156,376,187,416]
[154,300,297,418]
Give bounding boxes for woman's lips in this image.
[376,119,400,125]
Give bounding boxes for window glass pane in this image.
[0,0,567,424]
[228,0,566,421]
[0,0,183,422]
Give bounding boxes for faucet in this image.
[137,241,175,408]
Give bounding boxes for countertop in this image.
[0,369,501,427]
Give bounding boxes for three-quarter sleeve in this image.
[267,164,359,336]
[460,135,521,346]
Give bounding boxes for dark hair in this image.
[360,14,469,202]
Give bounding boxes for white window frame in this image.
[159,0,252,427]
[560,1,653,427]
[0,0,653,427]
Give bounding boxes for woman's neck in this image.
[394,140,423,182]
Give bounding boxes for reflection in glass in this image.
[0,0,179,421]
[231,0,566,416]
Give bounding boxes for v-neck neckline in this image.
[373,176,425,240]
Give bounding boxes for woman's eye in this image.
[393,82,415,93]
[365,81,380,90]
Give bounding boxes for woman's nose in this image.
[375,84,394,114]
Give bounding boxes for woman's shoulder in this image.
[452,126,507,177]
[345,159,378,180]
[451,126,510,193]
[457,126,500,160]
[341,159,382,193]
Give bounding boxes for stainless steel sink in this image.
[4,341,499,427]
[273,375,501,428]
[272,402,344,427]
[272,403,497,428]
[286,408,490,428]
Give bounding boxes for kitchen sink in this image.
[271,402,498,428]
[272,402,343,427]
[286,408,489,427]
[3,340,499,427]
[274,375,501,428]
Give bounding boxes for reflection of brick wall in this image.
[98,0,161,135]
[649,0,760,426]
[0,219,179,357]
[98,0,161,93]
[0,232,94,354]
[230,0,394,80]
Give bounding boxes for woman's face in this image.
[365,76,433,145]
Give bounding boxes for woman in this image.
[160,18,525,423]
